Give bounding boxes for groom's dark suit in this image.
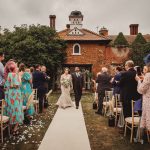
[72,72,84,107]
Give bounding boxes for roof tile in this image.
[58,28,111,41]
[109,34,150,44]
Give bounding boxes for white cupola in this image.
[69,10,83,30]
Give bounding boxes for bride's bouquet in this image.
[61,78,71,88]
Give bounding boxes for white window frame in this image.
[73,43,81,55]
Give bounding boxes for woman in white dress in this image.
[56,68,74,109]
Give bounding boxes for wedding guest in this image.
[143,66,148,75]
[0,52,5,100]
[111,66,122,95]
[32,64,46,113]
[41,65,50,93]
[5,61,24,135]
[136,54,150,134]
[91,79,96,93]
[95,67,112,115]
[30,67,34,74]
[19,63,25,80]
[41,65,50,108]
[4,60,17,115]
[20,64,35,117]
[29,66,35,88]
[120,60,141,118]
[4,59,16,80]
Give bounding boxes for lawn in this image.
[0,94,59,150]
[0,93,149,150]
[81,93,150,150]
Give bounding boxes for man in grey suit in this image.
[0,52,5,100]
[72,67,84,109]
[95,67,112,115]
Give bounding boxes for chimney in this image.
[66,24,70,29]
[99,27,108,36]
[129,24,139,35]
[49,15,56,30]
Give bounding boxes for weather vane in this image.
[96,26,99,33]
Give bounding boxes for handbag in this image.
[108,115,115,127]
[93,101,97,110]
[117,108,125,128]
[23,115,31,125]
[134,98,142,112]
[44,99,49,108]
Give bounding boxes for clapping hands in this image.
[135,74,144,81]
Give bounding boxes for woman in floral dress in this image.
[21,68,35,116]
[4,60,17,116]
[136,55,150,135]
[5,62,24,134]
[56,68,74,109]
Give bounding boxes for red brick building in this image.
[57,11,111,75]
[49,11,150,76]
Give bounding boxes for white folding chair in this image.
[46,89,53,101]
[0,99,10,143]
[32,89,39,113]
[113,94,122,126]
[124,100,140,143]
[26,90,35,109]
[103,91,113,116]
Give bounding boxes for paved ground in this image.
[38,103,91,150]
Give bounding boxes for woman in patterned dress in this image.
[20,67,35,117]
[5,62,24,134]
[4,60,17,116]
[136,62,150,134]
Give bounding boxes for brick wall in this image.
[105,46,130,64]
[64,43,130,76]
[64,43,105,74]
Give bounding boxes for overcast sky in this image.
[0,0,150,35]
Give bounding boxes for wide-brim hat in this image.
[144,53,150,64]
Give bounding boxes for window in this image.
[73,43,81,55]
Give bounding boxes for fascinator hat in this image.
[144,53,150,65]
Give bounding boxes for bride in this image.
[56,68,74,109]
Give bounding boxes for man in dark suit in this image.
[96,67,112,115]
[111,66,122,95]
[41,65,50,108]
[72,67,84,109]
[120,60,141,118]
[32,64,47,113]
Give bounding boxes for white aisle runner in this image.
[38,103,91,150]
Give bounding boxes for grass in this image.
[81,93,150,150]
[0,93,59,150]
[0,93,149,150]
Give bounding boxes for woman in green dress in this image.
[20,64,35,117]
[4,62,24,134]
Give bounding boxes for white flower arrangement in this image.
[61,78,71,88]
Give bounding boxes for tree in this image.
[114,32,129,46]
[132,33,147,46]
[0,24,66,88]
[130,33,149,67]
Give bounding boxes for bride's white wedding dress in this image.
[56,74,74,109]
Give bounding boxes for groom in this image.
[72,67,84,109]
